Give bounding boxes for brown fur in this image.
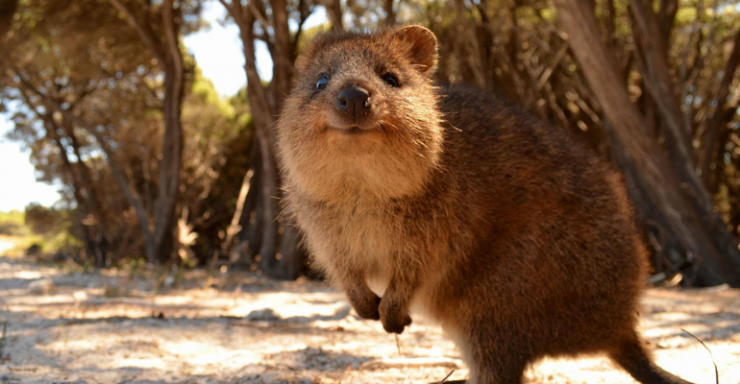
[276,26,695,384]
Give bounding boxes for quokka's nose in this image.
[337,86,370,120]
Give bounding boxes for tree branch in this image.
[106,0,166,62]
[698,28,740,182]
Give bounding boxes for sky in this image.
[0,3,326,212]
[0,115,60,211]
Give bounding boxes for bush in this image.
[0,210,25,236]
[24,203,64,236]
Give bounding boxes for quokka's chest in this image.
[321,204,402,259]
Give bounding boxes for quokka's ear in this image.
[393,25,438,75]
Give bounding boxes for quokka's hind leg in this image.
[458,329,532,384]
[609,336,695,384]
[470,360,528,384]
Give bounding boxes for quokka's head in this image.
[277,26,443,202]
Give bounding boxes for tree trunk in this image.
[230,3,288,278]
[277,223,307,280]
[99,135,159,263]
[384,0,395,26]
[629,1,740,285]
[605,126,692,281]
[0,0,18,38]
[552,0,740,287]
[270,0,294,112]
[66,123,109,266]
[13,75,110,267]
[240,48,280,276]
[699,28,740,185]
[218,0,312,279]
[152,62,184,263]
[47,122,106,266]
[149,1,185,264]
[232,139,262,267]
[105,0,185,264]
[325,0,342,31]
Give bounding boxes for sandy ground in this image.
[0,251,738,384]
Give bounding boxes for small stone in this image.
[246,308,281,322]
[28,278,54,295]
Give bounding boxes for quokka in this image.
[276,25,696,384]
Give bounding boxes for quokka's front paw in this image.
[348,289,381,320]
[379,297,412,334]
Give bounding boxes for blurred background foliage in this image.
[1,0,739,287]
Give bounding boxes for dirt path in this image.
[0,255,738,384]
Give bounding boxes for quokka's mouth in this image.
[325,125,382,135]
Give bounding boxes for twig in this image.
[359,357,462,370]
[681,328,719,384]
[435,370,455,383]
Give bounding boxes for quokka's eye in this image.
[316,73,329,90]
[382,73,399,88]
